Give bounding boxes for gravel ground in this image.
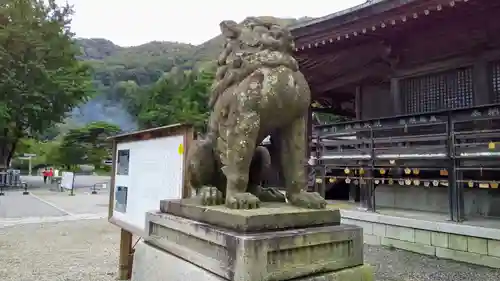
[365,245,500,281]
[0,219,119,281]
[0,219,499,281]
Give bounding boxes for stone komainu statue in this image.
[187,17,327,209]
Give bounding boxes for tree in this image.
[137,70,214,132]
[112,80,144,116]
[10,137,60,170]
[56,121,121,169]
[0,0,94,169]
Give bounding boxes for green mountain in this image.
[70,17,312,131]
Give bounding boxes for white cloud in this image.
[58,0,365,46]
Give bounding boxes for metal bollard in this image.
[22,183,29,195]
[91,184,98,195]
[0,173,4,196]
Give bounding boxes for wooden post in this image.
[306,106,313,186]
[118,229,133,280]
[182,126,194,199]
[355,85,362,120]
[391,78,401,115]
[108,140,117,219]
[473,59,490,105]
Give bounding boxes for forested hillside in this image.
[1,2,312,170]
[70,17,311,132]
[70,39,198,131]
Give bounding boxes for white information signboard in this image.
[60,171,75,190]
[109,125,192,236]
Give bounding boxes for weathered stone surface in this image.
[488,239,500,257]
[467,236,488,254]
[341,210,500,268]
[132,240,374,281]
[160,199,341,232]
[449,234,467,251]
[372,223,386,236]
[363,234,381,246]
[436,247,500,269]
[186,16,327,210]
[144,212,363,281]
[431,232,449,248]
[415,229,432,245]
[385,225,415,242]
[381,237,436,256]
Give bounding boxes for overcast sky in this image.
[58,0,365,46]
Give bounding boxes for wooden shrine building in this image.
[288,1,500,267]
[291,0,500,268]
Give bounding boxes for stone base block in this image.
[144,212,364,281]
[342,210,500,268]
[160,199,341,232]
[132,241,374,281]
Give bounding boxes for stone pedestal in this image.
[131,200,374,281]
[132,241,374,281]
[159,198,342,232]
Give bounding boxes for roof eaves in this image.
[289,0,392,31]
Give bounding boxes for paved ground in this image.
[0,192,67,218]
[0,187,499,281]
[0,188,108,228]
[28,189,110,215]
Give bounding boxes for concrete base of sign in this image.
[131,241,374,281]
[138,211,371,281]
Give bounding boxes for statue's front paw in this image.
[198,187,224,206]
[226,192,261,209]
[287,191,327,209]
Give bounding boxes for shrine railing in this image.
[311,103,500,221]
[314,103,500,161]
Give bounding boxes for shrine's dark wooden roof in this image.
[290,0,448,49]
[289,0,493,110]
[290,0,403,39]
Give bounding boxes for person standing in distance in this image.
[42,168,49,184]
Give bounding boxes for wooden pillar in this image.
[118,229,134,280]
[355,85,362,120]
[306,106,312,187]
[108,140,117,219]
[446,114,465,222]
[182,126,195,198]
[391,78,402,115]
[473,60,491,105]
[353,85,364,205]
[306,106,312,158]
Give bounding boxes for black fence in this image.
[311,103,500,222]
[0,169,28,195]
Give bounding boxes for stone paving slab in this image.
[0,192,67,218]
[0,213,107,229]
[30,189,110,215]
